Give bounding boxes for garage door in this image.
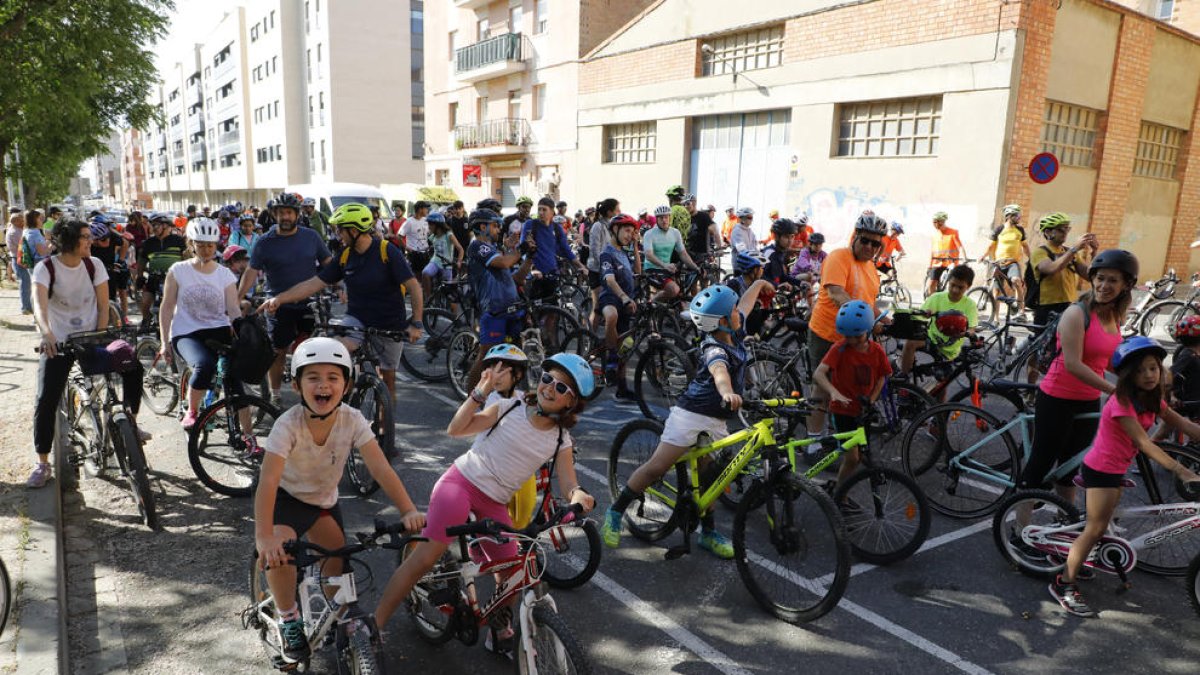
[690,110,791,228]
[499,178,521,208]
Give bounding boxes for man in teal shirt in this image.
[642,204,699,303]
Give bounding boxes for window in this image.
[535,0,548,33]
[320,140,326,172]
[449,30,457,60]
[701,25,784,77]
[435,169,449,186]
[308,96,314,128]
[274,100,279,117]
[411,4,423,36]
[306,49,312,83]
[310,141,315,164]
[836,96,942,157]
[604,122,657,164]
[315,0,321,28]
[276,144,282,161]
[508,91,521,121]
[272,56,278,74]
[1158,0,1175,21]
[270,10,275,29]
[533,84,546,121]
[251,24,259,42]
[1134,121,1184,179]
[478,96,489,122]
[305,1,310,33]
[319,92,325,126]
[509,1,523,32]
[449,102,458,128]
[478,18,490,41]
[317,44,324,79]
[1041,101,1099,168]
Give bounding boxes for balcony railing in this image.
[455,33,526,82]
[218,129,241,156]
[454,118,530,153]
[190,144,206,164]
[187,114,205,137]
[171,147,185,162]
[212,55,235,83]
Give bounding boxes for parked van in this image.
[286,182,392,219]
[379,183,458,217]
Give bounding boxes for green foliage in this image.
[0,0,173,202]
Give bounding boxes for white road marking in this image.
[816,519,995,584]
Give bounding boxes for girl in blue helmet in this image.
[601,279,773,560]
[1048,337,1200,617]
[374,352,597,654]
[812,300,892,488]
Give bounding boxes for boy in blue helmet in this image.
[601,279,772,558]
[812,300,892,488]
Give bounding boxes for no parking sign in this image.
[1029,152,1059,185]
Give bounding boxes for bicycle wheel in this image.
[515,604,592,675]
[400,308,456,382]
[1188,553,1200,618]
[0,555,10,638]
[538,518,602,590]
[870,380,935,468]
[900,403,1020,519]
[341,619,385,675]
[991,489,1079,579]
[446,330,479,400]
[1138,299,1190,344]
[349,373,394,469]
[733,472,850,623]
[247,552,284,659]
[633,339,694,422]
[608,419,678,542]
[530,305,581,355]
[135,337,178,415]
[966,287,997,326]
[833,467,930,565]
[113,417,159,530]
[402,548,458,645]
[67,383,105,478]
[559,328,598,360]
[188,395,280,497]
[1119,442,1200,575]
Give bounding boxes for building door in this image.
[690,110,791,232]
[499,177,521,208]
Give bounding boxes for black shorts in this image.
[527,275,559,302]
[587,270,603,290]
[926,266,949,282]
[1080,463,1127,489]
[407,250,432,275]
[139,272,166,294]
[265,304,316,351]
[271,488,344,538]
[598,298,631,333]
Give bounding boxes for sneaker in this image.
[181,410,198,430]
[613,389,639,405]
[484,606,514,659]
[241,433,264,458]
[136,428,152,443]
[279,617,311,662]
[26,463,52,489]
[1048,574,1096,617]
[600,508,622,549]
[21,308,33,315]
[698,528,735,560]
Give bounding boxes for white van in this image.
[286,182,392,219]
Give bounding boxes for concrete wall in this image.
[1045,0,1119,110]
[1143,29,1200,128]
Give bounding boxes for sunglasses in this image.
[540,372,574,396]
[857,237,883,248]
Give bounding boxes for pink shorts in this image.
[421,464,518,562]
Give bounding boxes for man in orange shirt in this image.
[805,210,885,437]
[876,221,905,273]
[720,206,737,244]
[925,211,963,297]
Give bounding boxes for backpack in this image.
[229,316,275,385]
[339,238,390,267]
[20,235,36,268]
[1034,300,1090,372]
[45,257,96,300]
[1023,245,1056,311]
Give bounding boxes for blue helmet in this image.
[690,285,739,333]
[88,219,110,239]
[426,211,446,225]
[543,353,596,400]
[733,251,766,275]
[835,300,875,337]
[1111,336,1166,372]
[469,208,502,232]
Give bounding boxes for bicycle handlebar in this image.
[318,322,408,342]
[445,503,583,540]
[282,520,411,568]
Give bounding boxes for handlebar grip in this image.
[374,518,408,537]
[445,518,496,538]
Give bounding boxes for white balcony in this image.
[454,118,530,157]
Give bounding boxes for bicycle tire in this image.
[446,330,479,400]
[0,555,10,638]
[733,472,850,623]
[1138,299,1192,345]
[633,339,694,422]
[559,328,599,361]
[900,402,1021,519]
[353,371,395,458]
[135,337,179,415]
[515,604,593,675]
[400,307,456,382]
[529,304,581,355]
[188,395,281,497]
[108,303,125,330]
[608,419,678,543]
[966,287,997,326]
[1188,553,1200,618]
[539,519,602,590]
[402,548,458,645]
[991,489,1079,579]
[833,467,930,565]
[68,383,106,478]
[1120,442,1200,576]
[114,417,159,530]
[342,620,385,675]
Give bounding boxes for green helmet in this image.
[515,196,534,207]
[665,185,685,199]
[932,211,948,222]
[1038,212,1070,232]
[330,203,374,233]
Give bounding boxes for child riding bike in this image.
[254,337,425,664]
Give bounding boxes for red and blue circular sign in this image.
[1029,152,1059,184]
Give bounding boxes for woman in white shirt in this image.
[158,218,244,430]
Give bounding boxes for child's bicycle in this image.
[992,475,1200,588]
[519,459,602,590]
[609,398,851,623]
[400,505,594,674]
[244,521,405,673]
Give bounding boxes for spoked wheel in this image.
[608,419,678,542]
[400,308,456,382]
[401,547,458,645]
[965,287,998,326]
[515,604,593,675]
[529,305,581,355]
[113,417,159,530]
[339,618,385,675]
[344,375,391,496]
[135,337,179,415]
[447,330,479,400]
[68,384,106,478]
[633,339,694,422]
[1138,299,1191,345]
[188,395,281,497]
[1117,442,1200,575]
[991,490,1080,579]
[833,467,929,565]
[733,473,850,623]
[538,519,602,589]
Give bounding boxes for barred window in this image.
[701,25,784,77]
[1134,121,1184,180]
[836,96,942,157]
[1041,102,1099,168]
[604,122,657,164]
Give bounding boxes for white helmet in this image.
[1002,204,1021,217]
[301,197,316,207]
[186,217,221,243]
[654,205,671,217]
[291,336,354,380]
[736,207,754,218]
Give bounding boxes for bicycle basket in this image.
[882,309,930,341]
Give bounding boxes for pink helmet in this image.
[221,244,247,262]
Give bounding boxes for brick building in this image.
[573,0,1200,285]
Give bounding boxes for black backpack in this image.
[230,316,275,385]
[1023,245,1056,311]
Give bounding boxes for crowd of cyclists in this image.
[6,179,1200,669]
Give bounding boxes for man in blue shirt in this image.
[259,203,423,401]
[238,192,333,405]
[598,214,641,402]
[466,208,534,390]
[520,196,588,348]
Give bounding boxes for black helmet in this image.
[273,192,302,211]
[854,211,888,235]
[1089,249,1138,284]
[469,208,502,232]
[476,198,502,214]
[809,232,826,245]
[771,218,799,236]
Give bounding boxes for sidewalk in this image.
[0,284,65,675]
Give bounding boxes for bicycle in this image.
[521,457,603,590]
[1136,270,1199,345]
[52,328,158,529]
[608,399,851,623]
[245,522,403,673]
[400,506,594,674]
[966,258,1023,325]
[0,554,10,638]
[1120,267,1179,336]
[1189,551,1200,617]
[877,263,913,307]
[186,341,282,497]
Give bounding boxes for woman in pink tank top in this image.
[1017,250,1137,503]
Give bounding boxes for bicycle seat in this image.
[1072,473,1136,489]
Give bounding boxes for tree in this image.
[0,0,172,204]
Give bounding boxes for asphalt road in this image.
[50,336,1200,674]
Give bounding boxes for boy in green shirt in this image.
[900,264,977,382]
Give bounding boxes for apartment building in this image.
[141,0,422,212]
[120,128,152,209]
[575,0,1200,286]
[423,0,655,208]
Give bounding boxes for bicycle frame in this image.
[779,426,868,478]
[940,411,1100,488]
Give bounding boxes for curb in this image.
[14,482,63,675]
[0,317,35,332]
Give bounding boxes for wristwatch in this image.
[411,320,423,329]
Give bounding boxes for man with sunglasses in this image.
[804,211,886,437]
[729,207,758,256]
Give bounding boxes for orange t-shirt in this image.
[721,216,738,242]
[809,247,882,343]
[931,227,963,265]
